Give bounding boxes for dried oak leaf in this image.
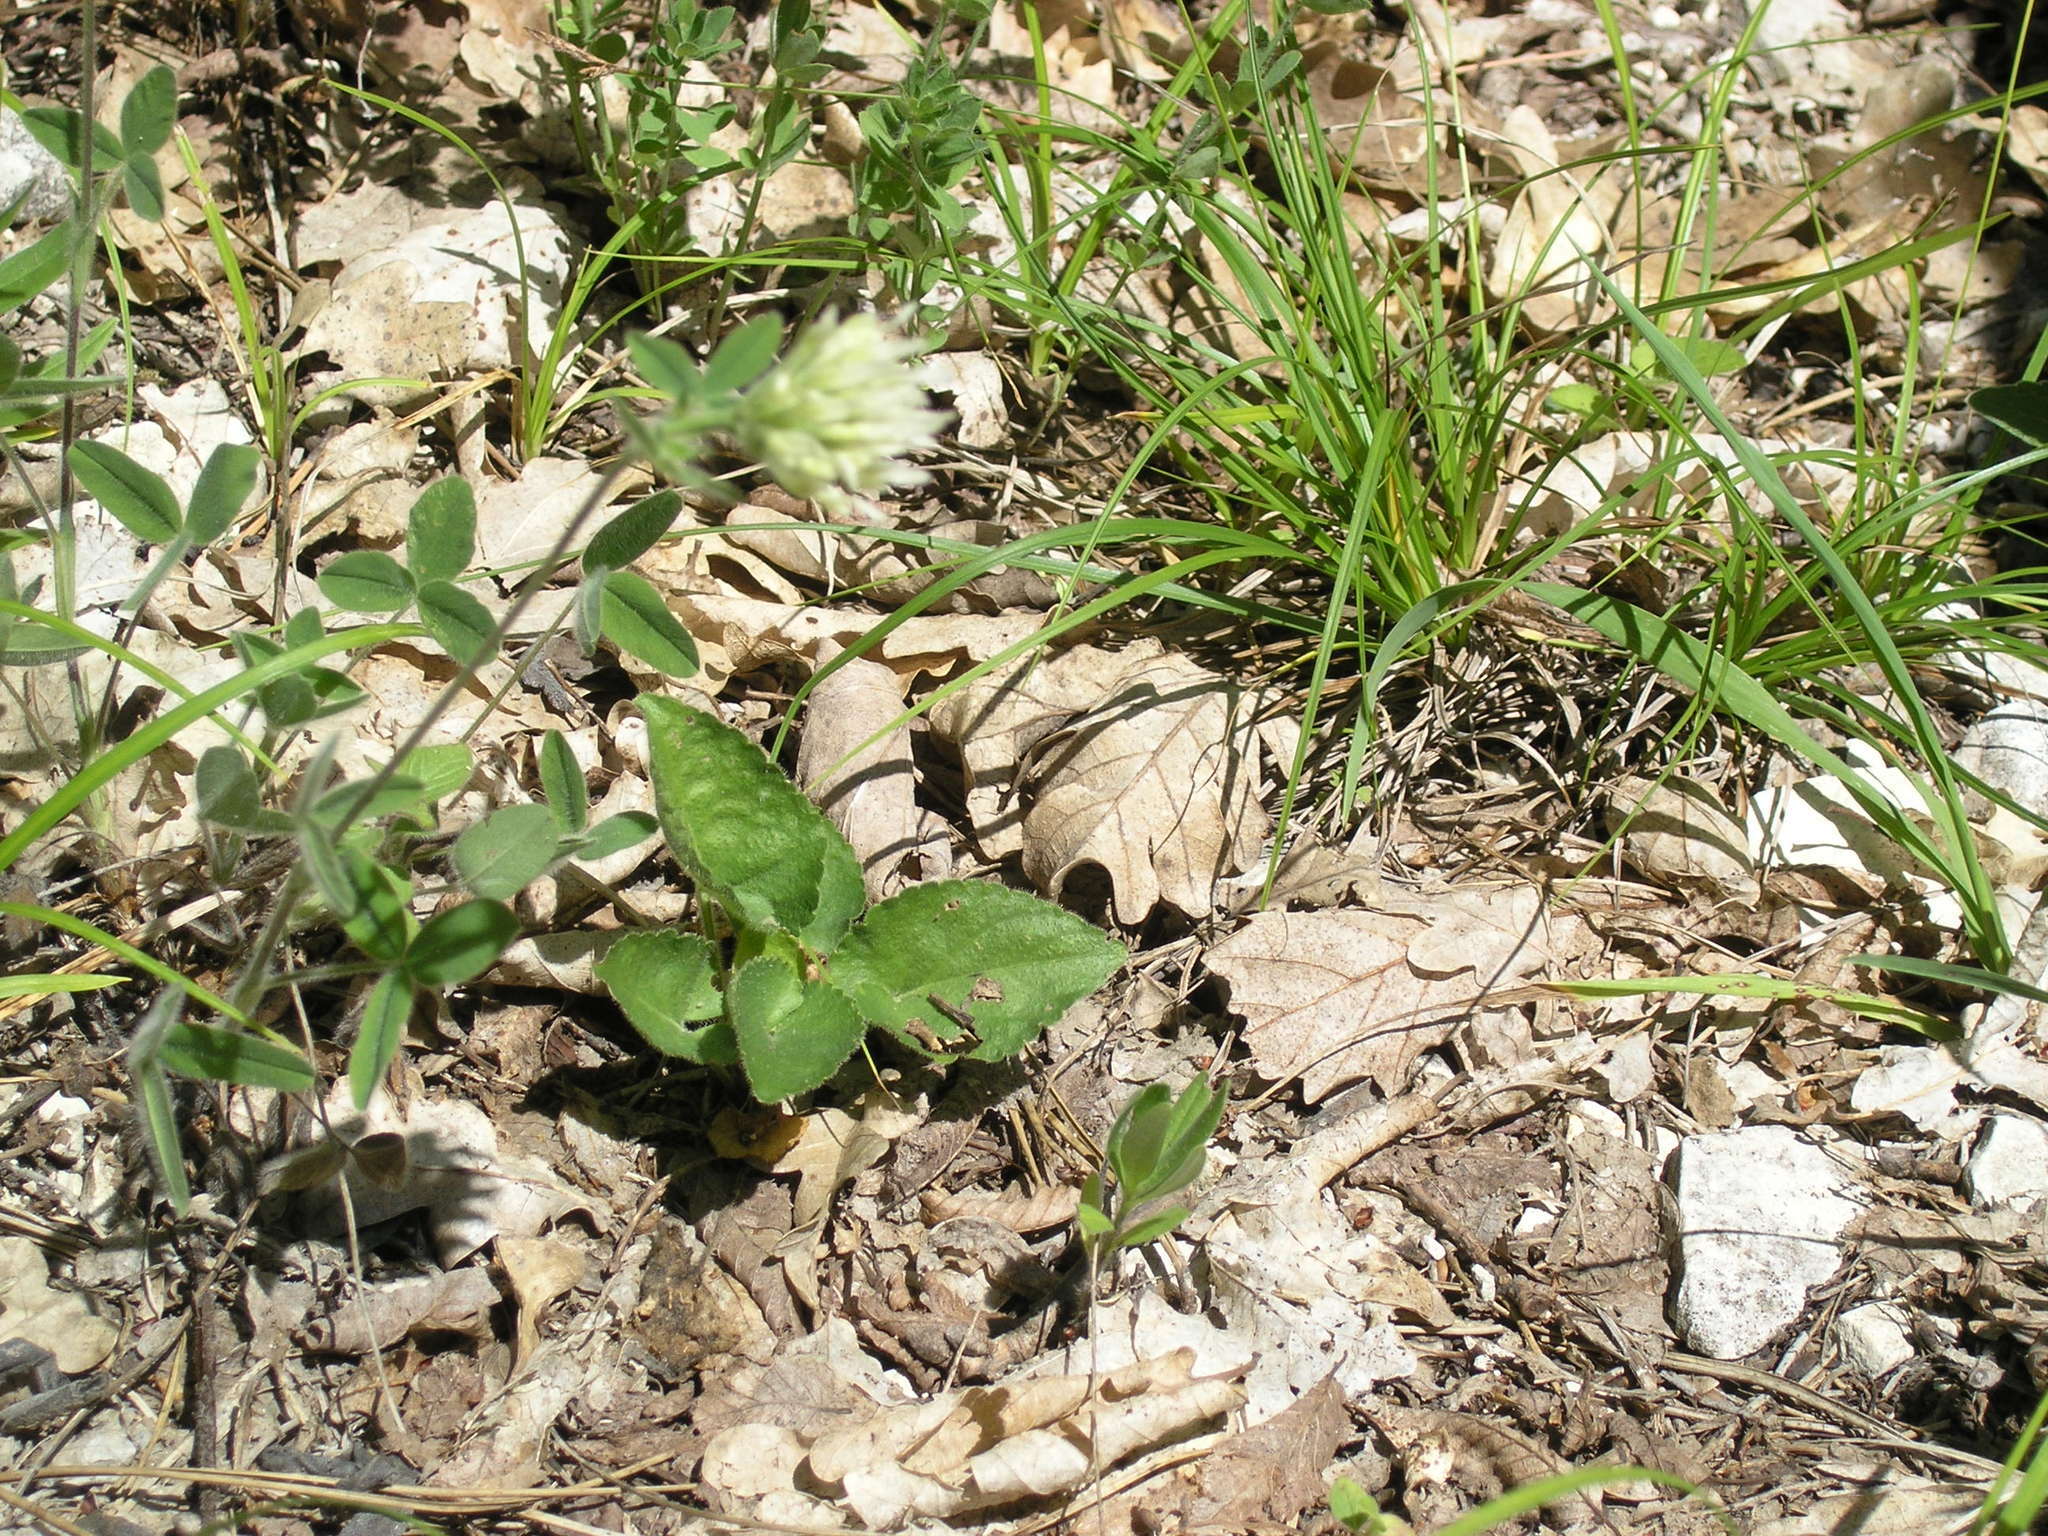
[1209,886,1576,1102]
[928,641,1276,921]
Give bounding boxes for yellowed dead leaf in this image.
[498,1234,590,1369]
[1484,106,1612,332]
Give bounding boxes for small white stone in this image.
[1598,1035,1656,1103]
[1721,1060,1782,1111]
[1670,1126,1867,1359]
[1567,1099,1628,1143]
[1851,1045,1981,1137]
[1966,1114,2048,1213]
[1837,1302,1915,1376]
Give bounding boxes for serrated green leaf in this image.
[593,930,729,1057]
[351,971,413,1109]
[452,803,561,899]
[158,1023,314,1092]
[406,898,518,987]
[570,811,657,862]
[69,440,180,543]
[638,696,863,952]
[584,490,683,574]
[828,881,1123,1059]
[118,64,179,156]
[727,954,867,1101]
[601,569,698,677]
[318,549,415,612]
[417,578,497,667]
[538,729,588,835]
[122,151,166,222]
[407,477,476,584]
[184,442,261,547]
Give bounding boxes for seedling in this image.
[595,699,1124,1102]
[1329,1477,1412,1536]
[1077,1075,1225,1260]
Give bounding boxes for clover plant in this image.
[596,698,1124,1101]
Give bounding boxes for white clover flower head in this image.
[734,312,950,514]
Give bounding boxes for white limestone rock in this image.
[1670,1126,1866,1359]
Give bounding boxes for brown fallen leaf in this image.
[498,1235,590,1370]
[798,644,931,900]
[1209,886,1582,1101]
[296,1265,502,1355]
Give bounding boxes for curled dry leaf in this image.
[297,1265,503,1355]
[1209,887,1586,1102]
[707,1347,1251,1529]
[498,1234,590,1369]
[919,1183,1081,1233]
[1604,773,1757,897]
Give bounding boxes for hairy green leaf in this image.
[727,954,867,1101]
[417,578,497,667]
[539,729,588,835]
[452,804,561,899]
[571,811,657,862]
[828,881,1122,1059]
[584,489,683,574]
[184,443,262,548]
[318,550,415,612]
[593,930,729,1058]
[406,898,519,987]
[159,1024,314,1092]
[638,696,863,952]
[407,477,476,584]
[123,151,166,222]
[351,971,413,1109]
[601,569,698,677]
[119,65,179,156]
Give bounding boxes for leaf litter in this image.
[3,0,2047,1530]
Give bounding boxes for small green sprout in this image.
[1329,1476,1412,1536]
[1078,1076,1225,1260]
